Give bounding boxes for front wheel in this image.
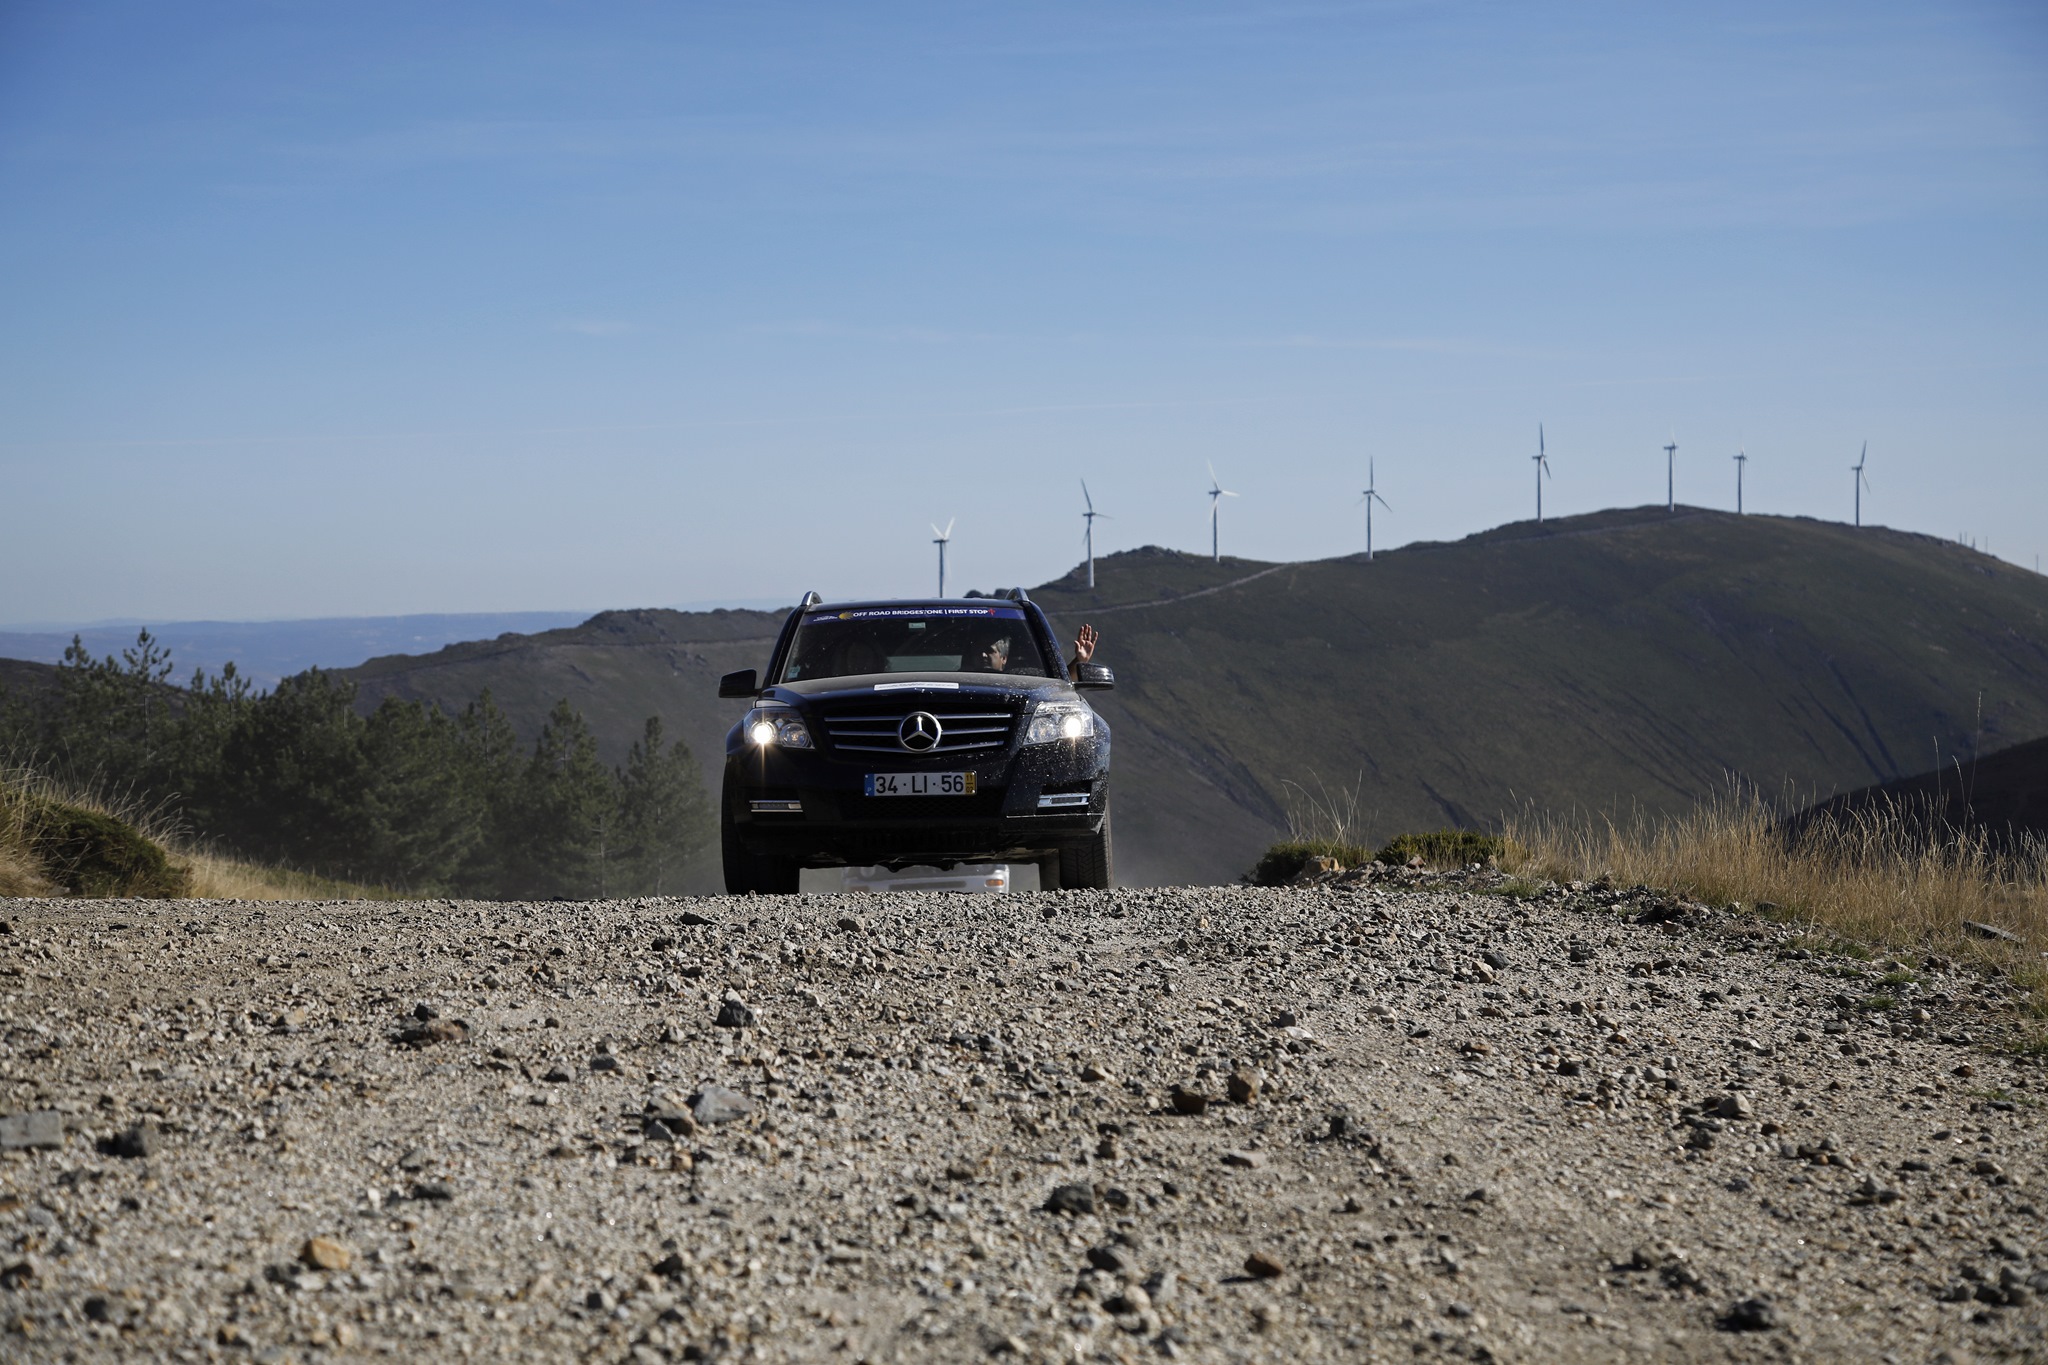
[720,780,801,895]
[1055,807,1114,891]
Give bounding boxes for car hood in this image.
[766,673,1071,705]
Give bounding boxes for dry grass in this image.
[1505,788,2048,1017]
[175,847,399,902]
[1,764,396,903]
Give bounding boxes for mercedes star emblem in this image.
[898,711,942,752]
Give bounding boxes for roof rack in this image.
[799,591,823,609]
[992,586,1032,604]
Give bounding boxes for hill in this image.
[336,507,2048,885]
[343,605,788,785]
[1789,732,2048,852]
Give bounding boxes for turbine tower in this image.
[1359,459,1391,560]
[1532,425,1552,522]
[931,518,954,596]
[1662,434,1678,512]
[1080,481,1110,588]
[1206,462,1238,562]
[1852,443,1869,527]
[1733,447,1747,515]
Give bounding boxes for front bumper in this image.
[724,737,1108,867]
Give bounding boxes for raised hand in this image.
[1072,623,1099,668]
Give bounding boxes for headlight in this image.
[1024,701,1094,745]
[743,707,813,749]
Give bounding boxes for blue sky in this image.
[2,0,2044,622]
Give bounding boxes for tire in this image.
[720,779,801,895]
[1056,806,1114,891]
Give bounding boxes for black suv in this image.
[716,589,1113,894]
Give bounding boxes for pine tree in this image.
[505,699,617,899]
[48,629,179,794]
[209,669,375,877]
[453,690,524,896]
[360,698,481,892]
[616,716,714,895]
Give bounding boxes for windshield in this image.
[780,605,1055,682]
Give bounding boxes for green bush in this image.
[15,795,191,898]
[1245,838,1378,886]
[1374,829,1510,869]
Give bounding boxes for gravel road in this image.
[2,872,2043,1363]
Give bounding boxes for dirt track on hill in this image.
[1,875,2043,1362]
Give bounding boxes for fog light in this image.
[749,720,777,746]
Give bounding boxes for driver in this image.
[969,634,1014,674]
[969,623,1100,681]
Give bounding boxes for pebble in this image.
[299,1237,353,1272]
[1244,1251,1285,1279]
[714,1000,757,1029]
[1086,1244,1134,1274]
[398,1019,468,1047]
[0,1112,64,1151]
[1044,1184,1095,1216]
[689,1085,755,1125]
[107,1120,158,1159]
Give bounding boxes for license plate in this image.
[864,772,976,797]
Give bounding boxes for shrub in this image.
[9,793,191,898]
[1375,829,1511,869]
[1245,839,1377,886]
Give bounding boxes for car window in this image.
[781,605,1053,682]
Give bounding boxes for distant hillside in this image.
[0,657,59,707]
[0,612,594,689]
[1790,733,2048,852]
[344,607,789,789]
[335,507,2048,885]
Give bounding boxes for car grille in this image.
[814,699,1019,755]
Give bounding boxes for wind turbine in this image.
[931,518,954,596]
[1662,433,1678,512]
[1206,462,1237,562]
[1733,447,1747,515]
[1852,443,1869,527]
[1532,425,1552,522]
[1359,459,1391,560]
[1080,481,1110,588]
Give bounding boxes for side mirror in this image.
[1075,663,1114,690]
[718,669,759,698]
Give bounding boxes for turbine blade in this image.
[1081,479,1093,512]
